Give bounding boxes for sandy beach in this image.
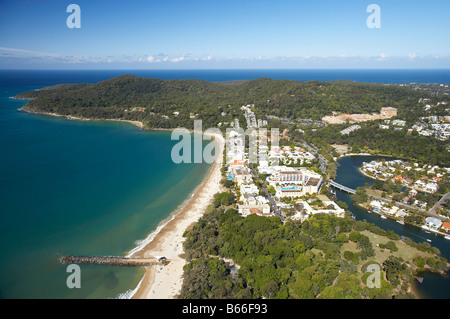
[131,132,225,299]
[18,106,145,129]
[18,105,227,299]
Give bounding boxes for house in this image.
[415,180,426,188]
[425,183,439,193]
[442,222,450,233]
[395,209,409,219]
[387,206,400,215]
[369,200,383,211]
[440,222,450,233]
[425,217,443,230]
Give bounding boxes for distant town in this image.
[226,105,346,224]
[223,102,450,240]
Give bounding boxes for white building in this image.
[238,195,272,217]
[267,167,323,197]
[289,200,345,222]
[425,183,439,193]
[425,217,443,231]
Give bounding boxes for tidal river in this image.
[334,155,450,299]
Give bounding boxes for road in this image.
[428,191,450,215]
[249,166,284,221]
[301,140,328,174]
[367,194,427,214]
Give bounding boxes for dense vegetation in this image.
[179,193,448,299]
[17,75,436,130]
[303,122,450,166]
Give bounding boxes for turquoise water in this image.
[0,84,211,298]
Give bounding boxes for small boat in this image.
[445,235,450,240]
[426,239,432,243]
[397,220,405,225]
[380,215,387,219]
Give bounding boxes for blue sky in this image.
[0,0,449,69]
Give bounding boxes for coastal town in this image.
[11,77,450,301]
[360,159,450,238]
[225,105,345,223]
[220,103,450,243]
[3,0,450,303]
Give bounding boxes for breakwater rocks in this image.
[60,255,169,267]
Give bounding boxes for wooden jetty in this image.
[60,255,169,267]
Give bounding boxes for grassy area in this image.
[341,230,432,274]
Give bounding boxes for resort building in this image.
[238,195,272,217]
[228,166,252,185]
[267,167,323,197]
[275,185,304,198]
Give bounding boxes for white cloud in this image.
[377,52,390,61]
[170,56,186,63]
[408,53,417,60]
[2,46,448,68]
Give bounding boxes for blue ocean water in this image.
[2,68,450,85]
[0,73,212,299]
[0,69,449,299]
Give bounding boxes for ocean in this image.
[2,68,450,85]
[0,72,212,299]
[0,69,449,299]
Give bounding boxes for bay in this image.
[1,69,449,299]
[0,78,211,298]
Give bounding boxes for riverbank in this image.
[131,132,225,299]
[338,152,397,160]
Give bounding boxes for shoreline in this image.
[18,106,145,129]
[131,132,224,299]
[19,105,226,299]
[338,152,396,159]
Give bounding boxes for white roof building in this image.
[425,217,443,230]
[369,200,383,210]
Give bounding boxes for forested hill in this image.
[16,75,432,129]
